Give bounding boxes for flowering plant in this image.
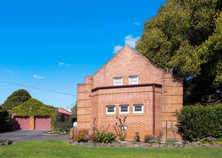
[200,136,217,144]
[74,129,92,142]
[144,135,162,144]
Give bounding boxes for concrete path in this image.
[0,130,68,142]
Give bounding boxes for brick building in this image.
[77,44,183,141]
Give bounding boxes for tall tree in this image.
[136,0,222,105]
[2,89,31,110]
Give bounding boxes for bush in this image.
[92,131,116,143]
[144,135,153,143]
[133,132,140,142]
[74,129,91,142]
[175,105,222,141]
[53,112,73,132]
[0,106,8,133]
[144,135,162,144]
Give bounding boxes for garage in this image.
[15,117,30,130]
[35,116,51,130]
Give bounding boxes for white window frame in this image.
[129,76,138,85]
[119,105,129,114]
[113,77,122,86]
[106,105,116,114]
[133,104,144,113]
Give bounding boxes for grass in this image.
[0,140,222,158]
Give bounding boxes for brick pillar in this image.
[30,117,35,130]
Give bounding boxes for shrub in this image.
[0,106,8,133]
[144,135,162,144]
[53,112,74,132]
[199,136,217,144]
[133,132,140,142]
[92,131,116,143]
[114,116,127,141]
[144,135,153,143]
[92,119,116,143]
[175,105,222,141]
[74,129,92,142]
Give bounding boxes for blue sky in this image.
[0,0,166,109]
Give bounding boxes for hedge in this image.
[175,105,222,141]
[0,105,8,133]
[12,98,56,129]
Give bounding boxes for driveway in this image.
[0,130,68,142]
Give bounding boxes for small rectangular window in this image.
[119,105,129,114]
[106,105,115,114]
[129,76,138,85]
[133,104,144,113]
[113,77,122,86]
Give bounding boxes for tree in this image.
[2,89,31,110]
[136,0,222,105]
[70,102,77,117]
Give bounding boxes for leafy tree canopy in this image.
[136,0,222,105]
[2,89,31,110]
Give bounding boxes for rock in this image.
[120,142,127,147]
[140,143,151,147]
[111,142,121,147]
[177,144,184,148]
[167,144,174,148]
[126,142,135,147]
[211,143,222,147]
[202,144,211,147]
[74,141,79,145]
[151,143,159,147]
[191,142,199,146]
[159,144,166,148]
[96,143,101,146]
[107,143,112,147]
[101,143,107,146]
[87,142,95,146]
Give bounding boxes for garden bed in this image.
[66,138,222,148]
[0,139,12,146]
[42,130,67,135]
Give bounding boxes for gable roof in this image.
[93,44,160,76]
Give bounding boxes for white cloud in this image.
[113,45,123,53]
[59,62,69,66]
[134,22,140,26]
[33,75,45,79]
[6,70,15,75]
[124,35,139,48]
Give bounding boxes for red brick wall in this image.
[77,45,183,141]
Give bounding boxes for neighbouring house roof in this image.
[58,108,72,115]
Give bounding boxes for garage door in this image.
[15,117,30,130]
[35,116,51,130]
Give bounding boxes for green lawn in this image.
[0,140,222,158]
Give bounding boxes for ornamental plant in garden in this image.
[74,129,92,142]
[133,132,140,142]
[92,118,116,143]
[114,116,127,141]
[144,135,162,144]
[175,105,222,141]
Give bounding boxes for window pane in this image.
[114,77,122,86]
[129,76,138,85]
[108,107,114,112]
[134,104,143,112]
[135,106,142,111]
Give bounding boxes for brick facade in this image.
[77,44,183,141]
